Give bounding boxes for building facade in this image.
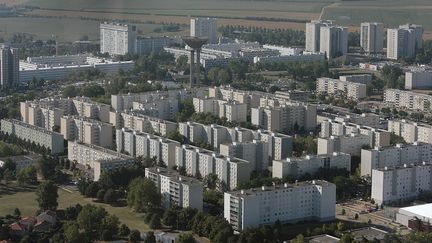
[145,167,203,211]
[60,116,113,148]
[387,28,416,60]
[371,162,432,205]
[1,119,64,154]
[360,22,384,54]
[100,22,137,55]
[405,69,432,90]
[388,119,432,144]
[384,89,432,112]
[0,45,19,89]
[319,26,348,59]
[224,180,336,231]
[361,142,432,176]
[272,152,351,178]
[305,20,333,53]
[190,18,218,44]
[316,77,367,100]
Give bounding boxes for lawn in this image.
[0,184,150,231]
[0,16,184,42]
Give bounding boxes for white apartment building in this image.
[305,20,334,53]
[111,89,193,112]
[178,122,293,162]
[360,22,384,54]
[317,111,382,129]
[399,24,424,50]
[68,141,134,181]
[190,18,218,44]
[384,89,432,112]
[272,152,351,178]
[361,142,432,176]
[192,97,247,122]
[208,86,262,110]
[316,77,367,100]
[339,74,372,84]
[320,119,390,148]
[319,26,348,59]
[220,140,269,172]
[100,22,137,55]
[145,167,203,211]
[253,52,325,64]
[116,128,180,168]
[317,134,371,157]
[388,119,432,144]
[387,28,416,60]
[110,111,177,136]
[175,144,251,190]
[19,55,134,83]
[132,96,179,121]
[224,180,336,231]
[405,69,432,90]
[136,36,172,55]
[251,101,317,133]
[60,116,113,148]
[1,119,64,154]
[371,162,432,205]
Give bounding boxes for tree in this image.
[36,180,58,210]
[104,189,117,205]
[176,233,196,243]
[17,166,37,185]
[149,214,161,229]
[97,189,106,201]
[292,234,306,243]
[100,214,120,240]
[77,204,107,235]
[85,182,99,198]
[337,221,345,232]
[129,230,141,243]
[354,213,359,220]
[64,222,85,243]
[341,208,346,215]
[37,158,57,180]
[119,224,130,237]
[127,177,161,212]
[145,231,157,243]
[14,208,21,218]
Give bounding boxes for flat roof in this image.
[306,234,340,243]
[400,203,432,220]
[350,227,388,241]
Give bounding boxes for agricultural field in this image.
[0,184,150,230]
[0,16,186,42]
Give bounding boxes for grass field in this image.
[0,184,150,231]
[0,16,186,42]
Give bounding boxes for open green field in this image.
[0,16,186,42]
[0,184,150,231]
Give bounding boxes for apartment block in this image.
[132,97,179,121]
[320,119,390,148]
[384,89,432,112]
[388,119,432,144]
[116,128,180,168]
[111,89,194,112]
[1,119,64,154]
[387,28,416,60]
[224,180,336,231]
[110,111,177,136]
[319,25,348,59]
[68,141,134,180]
[145,167,203,211]
[273,152,351,178]
[371,162,432,205]
[251,102,317,133]
[318,134,371,157]
[20,101,63,131]
[339,74,372,84]
[405,69,432,90]
[317,111,382,129]
[192,97,247,122]
[178,122,293,162]
[0,45,19,90]
[220,140,269,171]
[316,77,367,100]
[399,24,423,50]
[190,18,218,44]
[60,116,113,148]
[361,142,432,176]
[100,22,137,55]
[305,20,334,53]
[360,22,384,54]
[136,36,172,55]
[175,144,251,190]
[208,86,262,110]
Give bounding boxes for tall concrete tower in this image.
[0,45,19,90]
[182,36,208,88]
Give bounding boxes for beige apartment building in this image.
[60,116,113,148]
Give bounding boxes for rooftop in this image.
[399,203,432,220]
[146,167,203,186]
[350,227,388,241]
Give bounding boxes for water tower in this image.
[182,36,208,87]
